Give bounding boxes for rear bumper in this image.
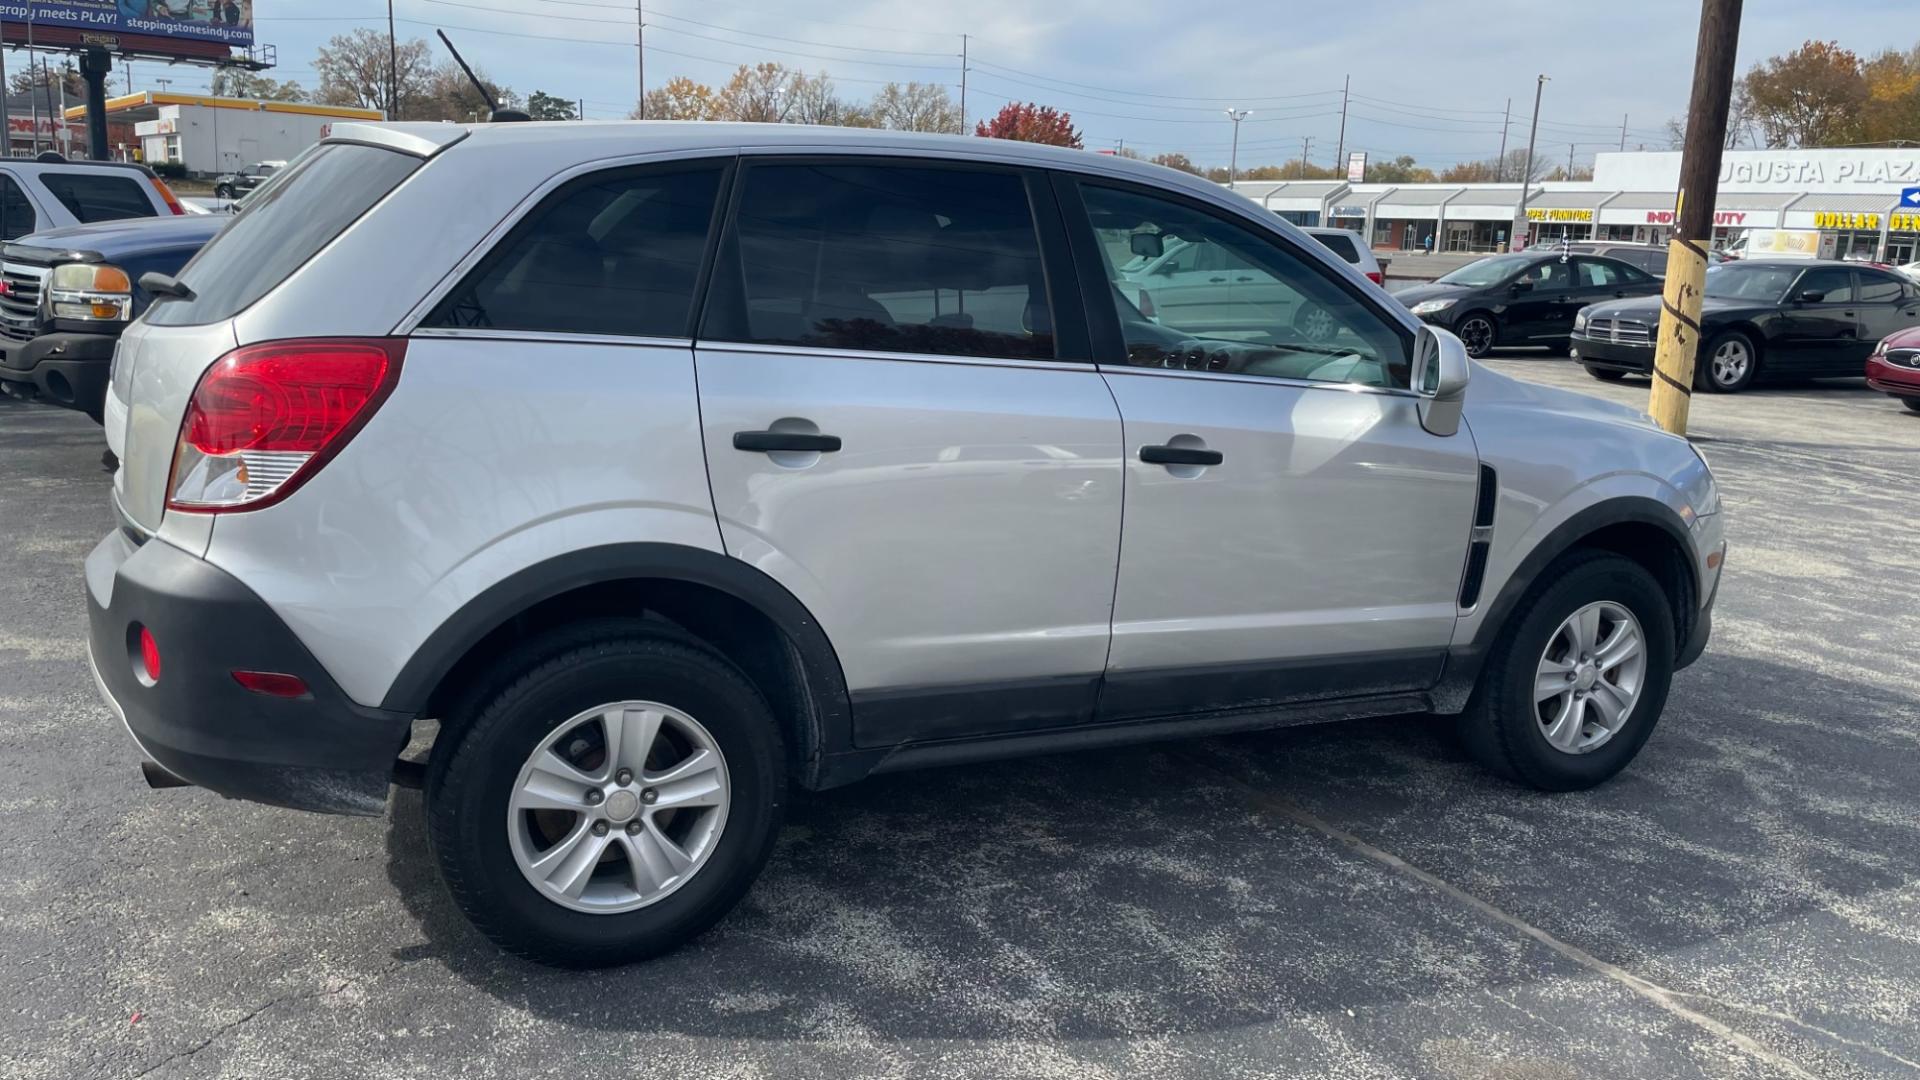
[1865,354,1920,397]
[86,529,412,815]
[1569,334,1653,372]
[0,331,118,419]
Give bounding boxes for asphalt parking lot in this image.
[3,354,1918,1080]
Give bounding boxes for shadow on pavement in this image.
[381,651,1920,1044]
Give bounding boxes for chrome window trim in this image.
[695,339,1093,374]
[1096,362,1422,398]
[409,327,695,350]
[392,147,742,336]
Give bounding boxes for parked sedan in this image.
[1573,260,1920,393]
[1866,326,1920,413]
[1393,251,1661,358]
[1553,241,1731,277]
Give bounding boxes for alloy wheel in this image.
[1533,601,1646,755]
[1709,338,1751,389]
[507,700,730,914]
[1299,305,1337,342]
[1458,316,1495,357]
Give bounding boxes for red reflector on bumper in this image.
[137,626,161,683]
[232,670,310,698]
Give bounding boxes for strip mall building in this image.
[1228,148,1920,261]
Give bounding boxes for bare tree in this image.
[870,81,960,133]
[210,68,306,102]
[788,71,848,125]
[413,62,513,123]
[313,28,432,116]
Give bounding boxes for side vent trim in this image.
[1460,464,1497,608]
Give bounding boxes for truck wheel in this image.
[426,623,785,967]
[214,184,233,200]
[1584,365,1627,381]
[1458,550,1675,791]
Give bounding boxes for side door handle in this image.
[733,430,842,453]
[1140,444,1223,466]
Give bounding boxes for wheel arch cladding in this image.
[382,544,851,788]
[1479,498,1698,653]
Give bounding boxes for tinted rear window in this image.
[1311,232,1360,263]
[38,171,155,223]
[145,144,419,327]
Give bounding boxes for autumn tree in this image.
[210,68,305,102]
[1439,147,1550,184]
[314,29,433,115]
[635,76,721,120]
[872,81,960,133]
[1743,41,1866,147]
[717,63,797,122]
[1150,152,1200,174]
[974,101,1081,148]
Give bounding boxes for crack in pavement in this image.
[127,960,410,1079]
[1181,750,1828,1080]
[1664,990,1920,1074]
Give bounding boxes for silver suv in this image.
[88,122,1725,967]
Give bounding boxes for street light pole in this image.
[1513,74,1548,250]
[1224,108,1251,183]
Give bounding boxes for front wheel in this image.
[426,624,785,967]
[1902,396,1920,414]
[1455,313,1497,359]
[1585,365,1627,382]
[1697,330,1758,393]
[1292,301,1339,344]
[1458,551,1675,791]
[214,184,233,200]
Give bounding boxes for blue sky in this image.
[94,0,1920,170]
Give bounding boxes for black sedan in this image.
[1573,260,1920,393]
[1393,251,1661,358]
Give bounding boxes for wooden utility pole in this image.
[1648,0,1743,435]
[1334,74,1350,169]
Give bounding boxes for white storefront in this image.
[1229,147,1920,259]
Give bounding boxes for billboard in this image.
[0,0,253,48]
[1346,151,1366,183]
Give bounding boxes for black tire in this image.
[1458,550,1676,792]
[1902,397,1920,414]
[426,622,786,967]
[214,184,233,200]
[1455,312,1497,359]
[1585,365,1628,382]
[1695,330,1758,393]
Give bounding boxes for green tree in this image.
[210,68,306,102]
[1368,155,1437,184]
[525,90,578,121]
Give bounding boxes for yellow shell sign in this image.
[1526,208,1595,222]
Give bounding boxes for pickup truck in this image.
[0,213,225,421]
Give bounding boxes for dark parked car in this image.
[1550,240,1731,277]
[1393,251,1661,358]
[0,214,225,420]
[211,160,284,200]
[1573,260,1920,393]
[1864,325,1920,413]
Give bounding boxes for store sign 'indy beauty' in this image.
[0,0,253,47]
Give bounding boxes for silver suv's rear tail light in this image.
[166,338,405,513]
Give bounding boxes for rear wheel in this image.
[1458,550,1675,791]
[1455,313,1497,358]
[426,624,785,967]
[1585,365,1627,382]
[214,184,234,199]
[1902,397,1920,414]
[1696,331,1757,393]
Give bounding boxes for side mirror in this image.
[1412,325,1471,437]
[1129,232,1165,259]
[1509,280,1534,295]
[1795,290,1824,304]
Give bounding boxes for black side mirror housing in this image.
[1510,280,1534,295]
[1796,290,1825,304]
